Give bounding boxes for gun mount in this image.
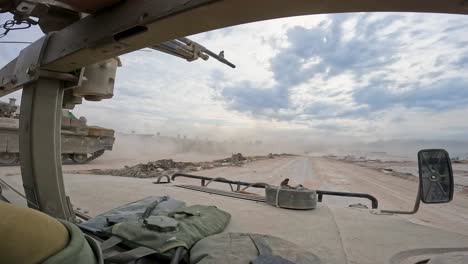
[152,37,235,68]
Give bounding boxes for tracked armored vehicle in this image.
[0,99,115,165]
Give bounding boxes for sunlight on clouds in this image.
[1,12,467,142]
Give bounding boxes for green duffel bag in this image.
[190,233,321,264]
[101,205,230,263]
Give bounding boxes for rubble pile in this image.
[85,153,292,178]
[87,159,199,178]
[330,154,417,180]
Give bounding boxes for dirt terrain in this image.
[1,155,468,236]
[330,155,468,190]
[71,153,290,178]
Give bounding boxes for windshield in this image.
[1,9,468,264]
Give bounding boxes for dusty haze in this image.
[101,132,468,164]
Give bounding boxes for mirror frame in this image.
[418,149,454,204]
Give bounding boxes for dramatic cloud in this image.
[1,12,468,142]
[221,14,468,121]
[353,77,468,112]
[217,13,468,132]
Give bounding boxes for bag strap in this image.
[104,246,157,264]
[101,236,123,251]
[249,235,273,256]
[101,236,186,264]
[101,236,157,264]
[251,255,296,264]
[141,196,169,219]
[249,235,296,264]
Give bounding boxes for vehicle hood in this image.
[144,186,468,264]
[327,206,468,264]
[213,196,468,264]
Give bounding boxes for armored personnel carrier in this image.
[0,99,115,165]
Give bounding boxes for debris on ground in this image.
[451,158,468,164]
[78,153,293,178]
[325,154,468,193]
[213,153,246,166]
[328,155,417,180]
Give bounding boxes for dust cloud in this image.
[101,131,468,165]
[102,132,310,164]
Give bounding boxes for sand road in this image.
[1,155,468,235]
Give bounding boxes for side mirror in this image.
[381,149,454,215]
[418,149,454,203]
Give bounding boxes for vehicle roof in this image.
[3,173,468,264]
[47,175,468,264]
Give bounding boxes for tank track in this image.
[0,150,106,165]
[0,152,19,166]
[84,149,105,163]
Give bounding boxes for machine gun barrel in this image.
[150,37,235,68]
[151,40,206,61]
[178,37,236,68]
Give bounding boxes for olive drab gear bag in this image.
[80,196,231,263]
[80,196,186,232]
[190,233,321,264]
[107,205,231,253]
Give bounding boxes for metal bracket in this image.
[19,72,80,221]
[0,34,51,97]
[171,173,379,208]
[316,190,379,209]
[379,184,421,215]
[153,174,171,184]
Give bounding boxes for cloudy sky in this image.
[1,12,468,143]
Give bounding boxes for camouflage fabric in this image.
[190,233,321,264]
[44,220,103,264]
[0,201,102,264]
[80,196,186,232]
[0,201,69,263]
[109,205,231,253]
